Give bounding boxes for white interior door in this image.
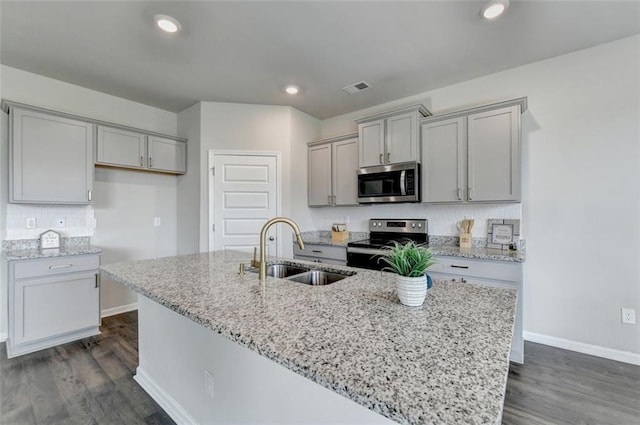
[210,153,279,256]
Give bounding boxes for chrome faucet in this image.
[251,217,305,281]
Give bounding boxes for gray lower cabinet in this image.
[421,99,525,203]
[428,256,524,363]
[293,243,347,265]
[7,254,102,358]
[308,134,358,207]
[96,126,186,174]
[9,106,94,204]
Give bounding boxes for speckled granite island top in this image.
[101,250,517,425]
[3,246,102,261]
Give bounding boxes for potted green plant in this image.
[379,241,436,306]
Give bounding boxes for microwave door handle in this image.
[400,170,407,196]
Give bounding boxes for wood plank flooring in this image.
[0,312,174,425]
[2,311,639,424]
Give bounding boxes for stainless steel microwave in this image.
[357,162,420,204]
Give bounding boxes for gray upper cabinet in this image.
[9,106,94,204]
[308,134,358,207]
[467,105,520,202]
[356,104,430,168]
[420,98,525,204]
[96,125,147,169]
[148,136,186,174]
[96,128,186,174]
[421,117,466,203]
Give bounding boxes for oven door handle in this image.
[400,170,407,196]
[347,247,387,256]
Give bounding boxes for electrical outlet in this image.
[153,217,161,227]
[56,218,66,228]
[204,370,214,399]
[622,308,636,325]
[25,217,37,229]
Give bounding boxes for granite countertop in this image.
[299,231,525,262]
[101,250,517,425]
[3,246,102,261]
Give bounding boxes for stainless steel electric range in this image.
[346,219,428,270]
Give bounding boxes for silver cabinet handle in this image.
[468,187,473,200]
[140,156,144,166]
[332,195,336,205]
[312,250,323,253]
[95,273,100,288]
[457,188,462,200]
[149,157,153,168]
[49,264,72,270]
[88,190,92,202]
[379,153,383,164]
[327,195,331,205]
[450,264,469,269]
[387,152,390,163]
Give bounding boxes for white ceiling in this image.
[1,1,639,119]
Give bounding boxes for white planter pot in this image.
[395,275,427,307]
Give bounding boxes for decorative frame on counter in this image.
[487,219,520,250]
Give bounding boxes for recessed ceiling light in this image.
[285,86,299,95]
[154,14,181,33]
[480,0,509,20]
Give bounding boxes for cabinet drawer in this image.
[293,243,346,261]
[430,256,521,282]
[13,255,100,279]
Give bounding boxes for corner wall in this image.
[318,36,640,356]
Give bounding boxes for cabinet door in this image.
[332,138,358,206]
[13,272,100,345]
[467,105,520,202]
[421,118,466,203]
[148,136,186,174]
[10,108,94,204]
[386,111,419,164]
[96,125,147,169]
[358,119,385,167]
[308,144,332,207]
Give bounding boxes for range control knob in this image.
[378,222,382,227]
[411,223,416,228]
[417,223,422,228]
[372,222,377,227]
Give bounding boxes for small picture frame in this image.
[487,219,520,250]
[40,229,61,250]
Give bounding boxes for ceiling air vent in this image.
[342,81,371,94]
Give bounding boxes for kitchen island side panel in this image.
[136,296,395,425]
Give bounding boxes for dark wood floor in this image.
[0,312,174,425]
[2,312,639,425]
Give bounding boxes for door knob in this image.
[268,236,275,241]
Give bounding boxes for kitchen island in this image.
[101,250,517,425]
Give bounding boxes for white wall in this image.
[177,102,202,255]
[0,66,181,318]
[318,36,640,356]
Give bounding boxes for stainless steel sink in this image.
[287,270,348,286]
[246,263,310,278]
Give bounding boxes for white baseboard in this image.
[524,331,640,366]
[134,366,199,425]
[0,332,7,343]
[101,302,138,318]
